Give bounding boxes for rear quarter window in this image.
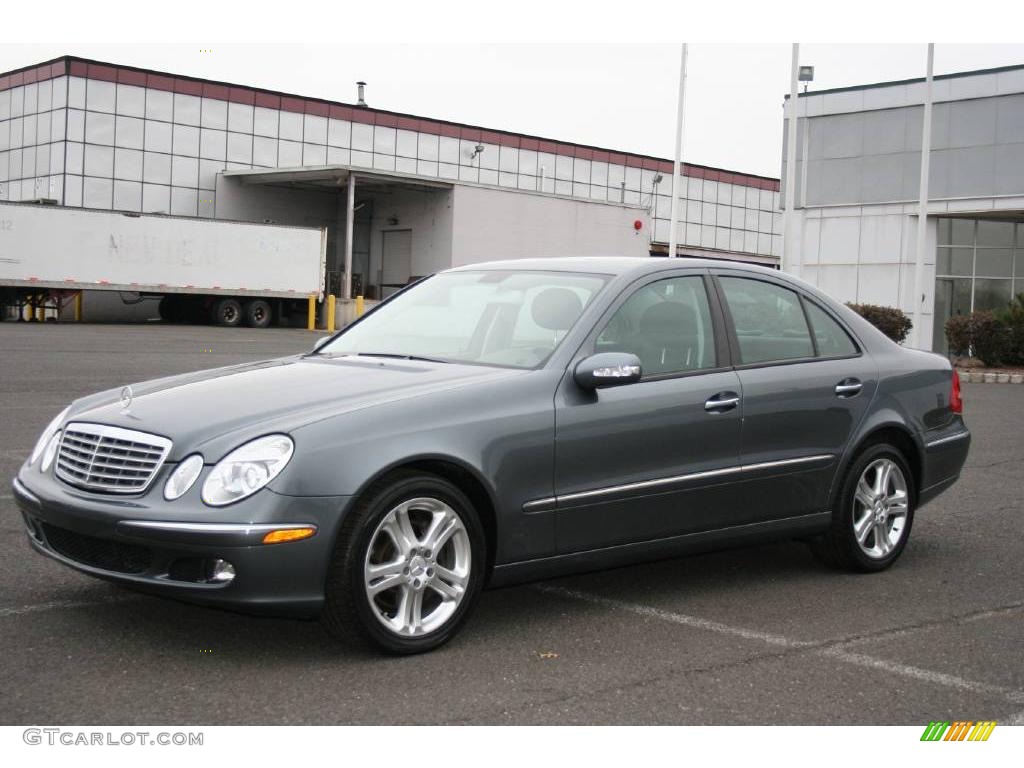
[719,276,814,364]
[804,300,859,357]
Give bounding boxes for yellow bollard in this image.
[355,295,365,318]
[34,295,44,322]
[326,294,336,333]
[74,292,83,322]
[307,294,316,331]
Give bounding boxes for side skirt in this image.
[487,512,832,588]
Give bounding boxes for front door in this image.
[713,272,878,520]
[554,271,744,554]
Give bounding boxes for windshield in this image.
[320,270,609,369]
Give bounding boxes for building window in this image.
[934,218,1024,354]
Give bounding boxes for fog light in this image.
[208,559,235,583]
[262,527,316,545]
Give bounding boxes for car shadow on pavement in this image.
[50,538,833,659]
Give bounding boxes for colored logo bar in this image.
[920,721,997,741]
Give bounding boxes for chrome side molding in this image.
[526,454,835,509]
[924,430,970,448]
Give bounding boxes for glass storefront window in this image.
[934,217,1023,354]
[975,248,1013,278]
[937,218,975,247]
[933,277,972,355]
[936,247,973,276]
[977,220,1015,248]
[973,279,1013,312]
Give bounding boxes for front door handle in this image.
[835,378,863,398]
[705,392,740,412]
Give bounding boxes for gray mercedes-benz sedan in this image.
[13,257,970,654]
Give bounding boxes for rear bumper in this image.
[13,473,350,617]
[919,424,971,508]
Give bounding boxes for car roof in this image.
[445,256,779,279]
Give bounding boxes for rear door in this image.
[553,270,745,553]
[712,271,878,520]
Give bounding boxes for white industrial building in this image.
[0,55,782,322]
[780,63,1024,352]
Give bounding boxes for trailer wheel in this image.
[212,298,243,327]
[243,299,273,329]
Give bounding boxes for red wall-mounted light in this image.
[633,220,643,231]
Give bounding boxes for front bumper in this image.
[12,470,351,618]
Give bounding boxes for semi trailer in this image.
[0,201,327,327]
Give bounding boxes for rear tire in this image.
[243,299,273,329]
[321,470,485,654]
[212,298,242,327]
[809,442,915,572]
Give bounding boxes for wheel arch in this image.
[836,422,923,507]
[344,454,499,579]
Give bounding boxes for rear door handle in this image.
[705,392,740,412]
[835,378,863,398]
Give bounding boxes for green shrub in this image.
[945,311,1007,366]
[997,293,1024,365]
[846,303,913,343]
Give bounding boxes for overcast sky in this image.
[4,43,1024,178]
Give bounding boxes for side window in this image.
[719,277,814,364]
[804,300,858,357]
[596,276,716,376]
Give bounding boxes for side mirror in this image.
[574,352,642,390]
[311,336,331,353]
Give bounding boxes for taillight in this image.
[950,370,963,414]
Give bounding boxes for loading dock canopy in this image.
[221,166,454,194]
[222,166,454,300]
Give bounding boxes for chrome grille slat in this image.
[55,423,172,494]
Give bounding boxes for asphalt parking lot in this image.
[1,322,1022,725]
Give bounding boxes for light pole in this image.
[911,44,935,349]
[667,44,688,259]
[783,43,801,277]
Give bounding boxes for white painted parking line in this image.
[535,585,811,648]
[0,596,136,618]
[537,585,1024,704]
[820,648,1024,704]
[0,494,13,501]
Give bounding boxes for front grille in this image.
[55,422,172,494]
[41,522,154,574]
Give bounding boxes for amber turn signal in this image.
[262,527,316,545]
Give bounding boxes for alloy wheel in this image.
[363,497,471,637]
[851,458,909,559]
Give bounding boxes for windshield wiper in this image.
[353,352,450,364]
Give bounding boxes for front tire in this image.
[321,471,486,654]
[810,443,915,572]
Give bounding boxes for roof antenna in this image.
[356,81,367,107]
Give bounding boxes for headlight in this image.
[29,406,70,467]
[40,431,62,473]
[164,454,204,501]
[201,435,294,507]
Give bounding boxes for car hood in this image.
[65,355,523,460]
